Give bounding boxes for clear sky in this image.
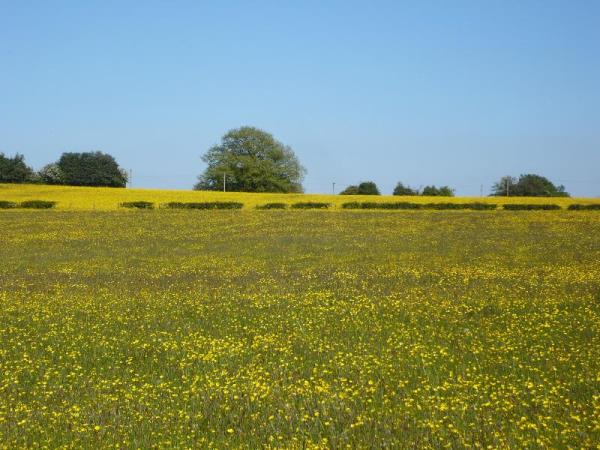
[1,0,599,196]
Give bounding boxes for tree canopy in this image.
[195,127,306,193]
[393,182,418,196]
[0,153,35,183]
[57,152,128,187]
[340,181,380,195]
[491,174,569,197]
[422,185,455,196]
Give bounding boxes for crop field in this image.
[1,205,600,447]
[2,183,600,210]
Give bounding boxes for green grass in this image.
[0,211,599,448]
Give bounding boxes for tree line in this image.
[0,152,128,187]
[1,126,570,197]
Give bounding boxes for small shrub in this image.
[162,202,187,209]
[120,201,154,209]
[0,200,17,209]
[163,202,243,210]
[503,204,561,211]
[342,202,422,210]
[291,202,330,209]
[20,200,57,209]
[567,204,600,210]
[256,203,287,210]
[468,203,497,210]
[423,203,470,210]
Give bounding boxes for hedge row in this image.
[567,204,600,210]
[291,202,330,209]
[0,200,56,209]
[503,204,561,210]
[163,202,243,210]
[120,201,154,209]
[342,202,497,210]
[256,203,288,210]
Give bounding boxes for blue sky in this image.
[1,0,599,196]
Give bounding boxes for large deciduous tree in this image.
[491,174,568,197]
[58,152,128,187]
[393,182,418,196]
[195,127,305,193]
[340,181,380,195]
[0,153,35,183]
[422,185,455,196]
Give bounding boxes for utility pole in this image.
[506,179,509,197]
[223,173,226,192]
[129,169,133,188]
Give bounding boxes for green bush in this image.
[20,200,57,209]
[120,201,154,209]
[0,200,17,209]
[256,203,287,210]
[162,202,186,209]
[163,202,243,210]
[341,202,497,210]
[468,203,498,210]
[567,204,600,210]
[291,202,330,209]
[423,203,470,210]
[340,181,380,195]
[347,202,421,210]
[503,204,561,211]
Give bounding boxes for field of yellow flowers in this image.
[1,183,599,210]
[1,204,600,447]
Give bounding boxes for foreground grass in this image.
[1,183,599,210]
[1,211,599,448]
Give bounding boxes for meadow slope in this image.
[1,208,599,448]
[1,183,599,210]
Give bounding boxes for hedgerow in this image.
[120,201,154,209]
[256,203,288,210]
[163,202,243,210]
[567,204,600,210]
[503,204,561,211]
[291,202,330,209]
[20,200,57,209]
[342,202,498,210]
[0,200,17,209]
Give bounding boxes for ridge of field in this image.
[1,183,598,210]
[1,210,599,448]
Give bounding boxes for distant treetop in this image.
[0,153,35,183]
[393,182,418,196]
[340,181,380,195]
[422,185,455,197]
[57,152,128,188]
[491,174,569,197]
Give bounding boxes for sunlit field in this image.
[1,202,599,447]
[1,183,599,210]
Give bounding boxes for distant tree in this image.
[357,181,380,195]
[195,127,305,192]
[0,153,35,183]
[340,181,380,195]
[422,185,455,196]
[38,163,66,185]
[491,174,569,197]
[491,176,518,196]
[57,152,128,187]
[393,182,418,196]
[339,185,359,195]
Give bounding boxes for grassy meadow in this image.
[1,187,600,448]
